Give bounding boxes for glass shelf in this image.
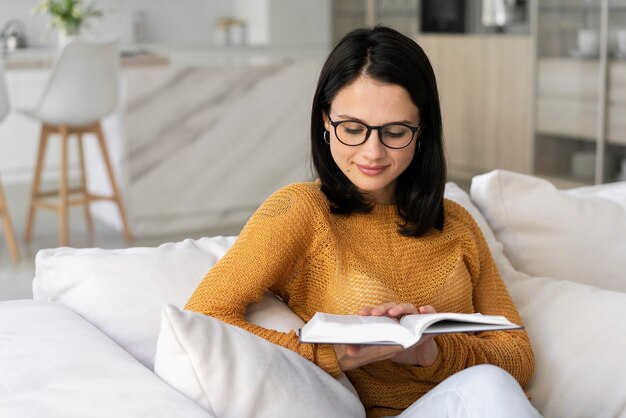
[533,0,626,184]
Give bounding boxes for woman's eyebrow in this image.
[335,113,417,125]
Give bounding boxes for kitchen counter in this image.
[1,45,325,237]
[3,47,170,70]
[92,59,321,237]
[2,44,327,70]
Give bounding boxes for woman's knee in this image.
[451,365,539,417]
[466,364,518,385]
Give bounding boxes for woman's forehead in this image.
[330,75,419,122]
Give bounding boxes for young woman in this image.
[186,26,540,418]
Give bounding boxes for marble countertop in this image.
[2,47,170,70]
[2,44,328,70]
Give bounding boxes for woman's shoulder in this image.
[256,181,330,218]
[276,180,324,197]
[272,181,327,204]
[442,198,480,231]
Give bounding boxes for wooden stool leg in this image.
[0,179,20,261]
[59,126,70,247]
[94,123,132,243]
[76,133,93,233]
[24,125,50,242]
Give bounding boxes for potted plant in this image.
[33,0,103,42]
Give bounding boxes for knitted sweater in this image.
[185,181,535,418]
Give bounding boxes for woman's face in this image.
[323,75,420,204]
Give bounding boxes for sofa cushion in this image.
[470,169,626,292]
[504,270,626,418]
[245,289,306,332]
[28,183,501,372]
[154,305,365,418]
[448,179,626,418]
[0,300,214,418]
[33,236,237,368]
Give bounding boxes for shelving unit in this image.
[533,0,626,184]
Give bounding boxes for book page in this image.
[300,313,418,348]
[399,313,520,339]
[299,312,521,349]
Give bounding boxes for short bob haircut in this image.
[310,26,446,237]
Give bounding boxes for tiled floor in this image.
[0,177,471,301]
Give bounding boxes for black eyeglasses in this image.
[326,112,422,149]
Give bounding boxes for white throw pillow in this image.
[33,236,237,368]
[504,270,626,418]
[154,305,365,418]
[245,290,306,332]
[445,182,515,277]
[470,170,626,292]
[0,300,214,418]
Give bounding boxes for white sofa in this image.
[1,170,625,418]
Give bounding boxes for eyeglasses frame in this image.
[326,111,422,150]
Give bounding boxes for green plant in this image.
[33,0,103,36]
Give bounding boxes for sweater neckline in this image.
[371,203,397,216]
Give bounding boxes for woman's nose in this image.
[361,129,386,158]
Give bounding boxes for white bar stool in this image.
[20,40,131,247]
[0,61,20,261]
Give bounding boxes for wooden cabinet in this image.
[416,35,535,180]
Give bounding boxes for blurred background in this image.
[1,0,626,297]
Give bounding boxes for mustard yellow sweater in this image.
[185,181,534,418]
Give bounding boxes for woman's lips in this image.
[356,164,387,176]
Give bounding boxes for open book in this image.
[299,312,522,349]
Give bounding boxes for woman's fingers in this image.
[359,302,422,317]
[345,344,365,356]
[388,303,419,316]
[337,343,405,370]
[417,305,436,314]
[357,307,373,316]
[370,302,400,316]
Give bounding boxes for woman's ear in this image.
[322,111,331,131]
[417,122,424,138]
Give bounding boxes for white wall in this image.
[0,0,232,47]
[233,0,331,48]
[232,0,271,46]
[1,0,330,48]
[269,0,331,48]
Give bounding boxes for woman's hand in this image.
[388,304,439,367]
[332,302,439,371]
[333,342,405,371]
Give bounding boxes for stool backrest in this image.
[36,40,119,126]
[0,60,9,123]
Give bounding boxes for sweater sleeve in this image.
[411,205,535,388]
[184,183,343,376]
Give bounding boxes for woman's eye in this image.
[341,124,365,135]
[385,131,406,138]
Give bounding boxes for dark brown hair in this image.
[310,26,446,236]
